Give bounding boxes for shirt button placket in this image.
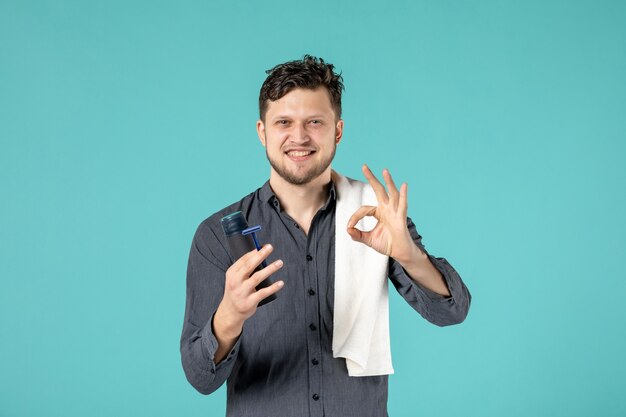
[305,248,322,416]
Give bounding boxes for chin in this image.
[282,172,319,185]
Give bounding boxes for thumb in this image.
[346,225,370,244]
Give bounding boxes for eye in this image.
[309,120,322,125]
[277,120,289,126]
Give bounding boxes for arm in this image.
[347,165,471,326]
[388,217,471,326]
[180,221,285,395]
[180,222,239,395]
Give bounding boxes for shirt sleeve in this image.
[180,220,242,395]
[387,217,471,327]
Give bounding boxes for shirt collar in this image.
[260,180,337,212]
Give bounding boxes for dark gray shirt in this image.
[180,180,471,417]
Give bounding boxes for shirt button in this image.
[210,368,215,374]
[306,254,313,261]
[311,358,319,365]
[312,393,320,401]
[309,323,317,331]
[308,288,315,296]
[273,200,278,207]
[294,223,300,229]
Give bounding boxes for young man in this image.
[180,55,471,417]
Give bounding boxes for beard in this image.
[266,144,336,185]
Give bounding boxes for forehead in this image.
[265,87,335,118]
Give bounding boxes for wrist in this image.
[214,302,244,341]
[395,239,426,267]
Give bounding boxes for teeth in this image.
[287,151,312,157]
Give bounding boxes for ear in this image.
[335,119,344,145]
[256,120,266,147]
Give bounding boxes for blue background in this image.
[1,1,625,416]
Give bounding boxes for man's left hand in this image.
[346,164,419,264]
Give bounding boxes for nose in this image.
[290,122,309,144]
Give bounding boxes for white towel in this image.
[331,170,394,377]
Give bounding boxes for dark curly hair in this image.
[259,55,345,121]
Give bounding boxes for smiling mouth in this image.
[286,150,315,157]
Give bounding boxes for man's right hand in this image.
[212,244,284,363]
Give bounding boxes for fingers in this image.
[247,259,284,290]
[382,168,399,205]
[347,205,377,229]
[399,182,408,217]
[247,258,284,305]
[362,164,388,204]
[347,205,377,245]
[346,225,369,244]
[363,164,402,207]
[231,244,274,284]
[252,280,285,305]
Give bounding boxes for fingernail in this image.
[277,281,284,288]
[264,244,273,251]
[275,260,283,267]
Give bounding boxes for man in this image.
[180,55,471,416]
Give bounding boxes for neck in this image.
[269,168,332,224]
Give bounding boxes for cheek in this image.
[266,134,288,151]
[270,132,290,146]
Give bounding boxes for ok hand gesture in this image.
[346,164,418,264]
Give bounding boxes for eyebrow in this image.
[272,114,328,120]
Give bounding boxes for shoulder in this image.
[196,187,261,238]
[191,186,264,265]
